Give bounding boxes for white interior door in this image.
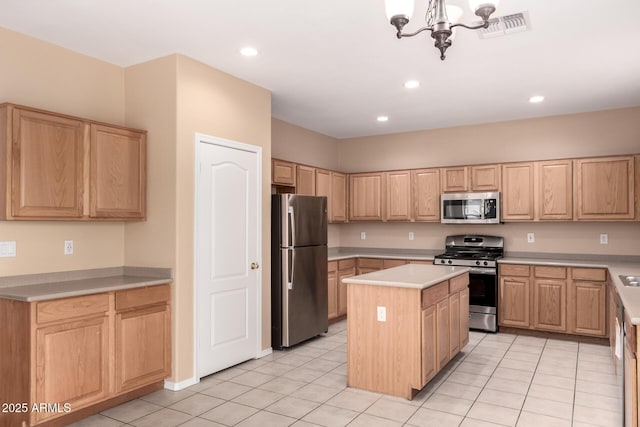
[195,135,261,378]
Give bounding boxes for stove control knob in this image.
[484,261,488,266]
[475,261,480,266]
[447,260,452,265]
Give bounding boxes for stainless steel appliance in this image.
[441,192,500,224]
[434,235,503,332]
[271,194,328,349]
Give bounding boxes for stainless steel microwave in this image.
[441,192,500,224]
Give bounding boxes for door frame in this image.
[193,132,263,380]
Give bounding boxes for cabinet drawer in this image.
[383,259,407,269]
[534,266,566,279]
[37,293,110,324]
[338,258,356,270]
[358,258,383,269]
[422,281,449,308]
[328,261,337,273]
[116,284,170,311]
[450,273,469,293]
[499,264,530,277]
[571,268,606,282]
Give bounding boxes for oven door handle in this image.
[469,267,497,275]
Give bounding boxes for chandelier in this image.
[384,0,500,60]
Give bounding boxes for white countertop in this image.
[328,247,438,262]
[342,264,470,290]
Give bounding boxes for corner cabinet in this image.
[0,285,171,427]
[0,103,147,221]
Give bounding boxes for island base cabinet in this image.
[347,273,469,400]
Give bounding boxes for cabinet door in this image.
[11,108,85,218]
[436,298,450,370]
[35,316,109,422]
[272,159,296,186]
[625,337,637,427]
[574,156,635,220]
[471,164,500,191]
[538,160,573,220]
[328,265,339,320]
[349,173,384,221]
[571,281,606,336]
[90,124,146,219]
[337,267,356,316]
[412,168,440,222]
[296,165,316,196]
[533,279,566,332]
[449,292,460,358]
[115,304,171,392]
[499,276,530,327]
[331,172,348,222]
[460,288,469,349]
[385,170,412,221]
[502,162,535,221]
[316,169,331,218]
[441,167,468,192]
[421,306,437,385]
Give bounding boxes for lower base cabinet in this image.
[0,285,171,427]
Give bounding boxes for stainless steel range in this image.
[434,235,504,332]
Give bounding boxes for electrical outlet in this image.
[360,231,366,240]
[409,232,414,241]
[527,233,535,243]
[377,306,386,322]
[64,240,74,255]
[600,234,608,244]
[0,241,17,257]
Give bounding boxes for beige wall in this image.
[338,108,640,172]
[272,119,340,170]
[0,27,126,275]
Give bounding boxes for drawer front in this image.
[328,261,337,273]
[499,264,530,277]
[37,293,110,324]
[338,258,356,270]
[116,284,170,311]
[422,281,449,308]
[383,259,407,269]
[534,266,567,279]
[450,273,469,293]
[572,268,606,282]
[358,258,383,269]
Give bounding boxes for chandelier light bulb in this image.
[384,0,414,21]
[469,0,500,14]
[446,5,464,24]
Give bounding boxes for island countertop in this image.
[342,263,470,289]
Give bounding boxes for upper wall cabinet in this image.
[384,170,412,221]
[574,156,635,220]
[349,172,384,221]
[441,164,500,193]
[413,168,440,222]
[0,103,147,221]
[330,171,348,223]
[272,159,296,187]
[538,160,572,220]
[501,162,535,221]
[296,164,316,196]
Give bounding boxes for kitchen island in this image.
[343,264,470,399]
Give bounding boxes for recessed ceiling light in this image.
[377,116,389,122]
[529,95,545,103]
[404,80,420,89]
[240,47,258,57]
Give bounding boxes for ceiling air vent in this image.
[476,11,531,39]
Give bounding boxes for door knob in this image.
[251,262,259,270]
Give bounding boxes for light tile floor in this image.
[70,321,623,427]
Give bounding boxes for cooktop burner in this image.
[433,235,504,268]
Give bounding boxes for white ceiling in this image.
[1,0,640,138]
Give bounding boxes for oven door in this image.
[468,267,498,332]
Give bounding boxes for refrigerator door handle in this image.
[288,206,295,247]
[287,248,294,290]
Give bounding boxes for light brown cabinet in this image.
[499,264,531,328]
[421,305,437,385]
[272,159,296,187]
[330,172,348,223]
[0,285,171,426]
[412,168,440,221]
[357,258,384,274]
[502,162,535,221]
[349,173,384,221]
[574,156,635,220]
[385,170,412,221]
[569,268,607,337]
[448,292,460,358]
[337,259,356,317]
[538,159,573,220]
[0,104,147,221]
[441,166,469,192]
[296,164,316,195]
[328,261,339,319]
[315,168,331,202]
[441,164,500,193]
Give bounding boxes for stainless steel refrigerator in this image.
[271,194,328,349]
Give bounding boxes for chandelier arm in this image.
[397,26,434,38]
[450,21,489,31]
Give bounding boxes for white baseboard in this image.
[164,376,199,391]
[258,347,273,358]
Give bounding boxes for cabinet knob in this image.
[251,262,260,270]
